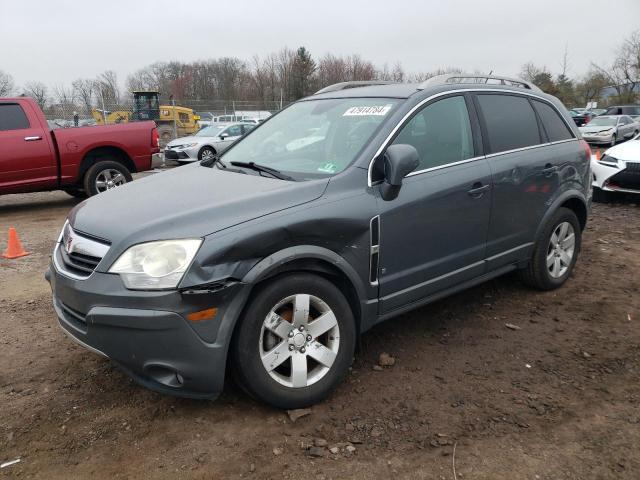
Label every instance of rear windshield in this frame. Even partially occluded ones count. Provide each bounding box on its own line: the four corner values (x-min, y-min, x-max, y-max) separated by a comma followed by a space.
220, 98, 400, 180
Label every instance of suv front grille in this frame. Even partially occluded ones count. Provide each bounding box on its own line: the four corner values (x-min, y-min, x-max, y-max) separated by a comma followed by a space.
54, 224, 110, 280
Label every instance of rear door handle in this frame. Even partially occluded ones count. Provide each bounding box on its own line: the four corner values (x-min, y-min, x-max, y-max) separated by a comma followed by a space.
542, 163, 558, 176
467, 182, 490, 197
24, 136, 42, 141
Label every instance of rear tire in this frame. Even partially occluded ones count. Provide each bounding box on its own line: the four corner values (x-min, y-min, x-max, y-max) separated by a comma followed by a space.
83, 160, 132, 196
232, 273, 356, 409
519, 207, 581, 291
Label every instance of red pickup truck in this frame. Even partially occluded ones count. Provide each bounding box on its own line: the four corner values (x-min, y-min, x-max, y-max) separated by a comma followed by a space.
0, 97, 159, 197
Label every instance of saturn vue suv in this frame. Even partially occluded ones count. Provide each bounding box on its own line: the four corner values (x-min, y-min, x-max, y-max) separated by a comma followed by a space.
47, 74, 591, 409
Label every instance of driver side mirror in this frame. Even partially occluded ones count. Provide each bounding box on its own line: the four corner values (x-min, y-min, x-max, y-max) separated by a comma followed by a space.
380, 144, 420, 201
219, 133, 228, 140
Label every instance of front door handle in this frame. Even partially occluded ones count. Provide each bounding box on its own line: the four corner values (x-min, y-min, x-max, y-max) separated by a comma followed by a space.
24, 136, 42, 141
467, 182, 490, 197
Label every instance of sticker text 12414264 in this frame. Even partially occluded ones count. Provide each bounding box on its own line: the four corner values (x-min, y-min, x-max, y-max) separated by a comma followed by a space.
343, 104, 393, 117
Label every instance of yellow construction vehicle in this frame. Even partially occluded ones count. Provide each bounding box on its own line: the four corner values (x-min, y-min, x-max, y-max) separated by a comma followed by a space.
91, 91, 200, 145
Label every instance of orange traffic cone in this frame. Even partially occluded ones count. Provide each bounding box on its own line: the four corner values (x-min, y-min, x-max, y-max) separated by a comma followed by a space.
595, 149, 601, 161
1, 228, 29, 259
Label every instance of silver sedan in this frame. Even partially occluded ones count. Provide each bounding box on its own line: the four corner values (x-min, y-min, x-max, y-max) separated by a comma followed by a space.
579, 115, 640, 147
164, 122, 256, 163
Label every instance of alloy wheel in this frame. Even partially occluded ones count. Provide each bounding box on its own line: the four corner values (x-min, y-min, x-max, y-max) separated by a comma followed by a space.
547, 221, 575, 278
200, 149, 215, 161
259, 294, 340, 388
95, 169, 126, 193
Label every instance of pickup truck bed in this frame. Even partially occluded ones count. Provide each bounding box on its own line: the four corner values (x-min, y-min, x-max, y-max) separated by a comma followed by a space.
1, 97, 159, 197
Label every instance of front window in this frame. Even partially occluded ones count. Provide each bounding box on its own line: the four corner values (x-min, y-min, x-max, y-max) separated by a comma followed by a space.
588, 117, 617, 127
220, 98, 400, 179
196, 125, 226, 137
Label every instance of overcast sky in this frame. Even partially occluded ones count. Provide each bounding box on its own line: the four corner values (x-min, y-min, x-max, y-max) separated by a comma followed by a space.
2, 0, 639, 88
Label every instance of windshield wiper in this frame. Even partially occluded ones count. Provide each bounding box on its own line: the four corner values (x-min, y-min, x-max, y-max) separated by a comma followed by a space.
230, 161, 294, 181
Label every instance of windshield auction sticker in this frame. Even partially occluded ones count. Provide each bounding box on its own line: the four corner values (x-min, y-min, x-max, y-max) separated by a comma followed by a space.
343, 104, 393, 116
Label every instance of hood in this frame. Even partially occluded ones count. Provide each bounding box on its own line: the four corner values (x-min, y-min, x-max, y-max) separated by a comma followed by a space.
604, 138, 640, 161
69, 164, 328, 250
580, 125, 616, 134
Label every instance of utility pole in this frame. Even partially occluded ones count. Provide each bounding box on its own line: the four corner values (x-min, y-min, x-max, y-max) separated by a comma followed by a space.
100, 90, 107, 125
170, 95, 177, 140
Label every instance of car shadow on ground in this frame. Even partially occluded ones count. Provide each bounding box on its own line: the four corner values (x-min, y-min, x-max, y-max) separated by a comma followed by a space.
58, 271, 520, 416
0, 195, 82, 215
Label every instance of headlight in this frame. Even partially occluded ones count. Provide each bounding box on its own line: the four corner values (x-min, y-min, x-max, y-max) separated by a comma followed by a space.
181, 142, 199, 148
596, 129, 614, 136
109, 239, 202, 290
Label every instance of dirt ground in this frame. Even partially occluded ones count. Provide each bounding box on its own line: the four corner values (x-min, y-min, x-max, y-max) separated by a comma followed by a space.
1, 179, 639, 480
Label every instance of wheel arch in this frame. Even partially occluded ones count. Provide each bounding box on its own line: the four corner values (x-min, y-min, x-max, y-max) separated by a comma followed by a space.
79, 146, 136, 182
241, 246, 369, 338
534, 191, 588, 244
198, 144, 217, 155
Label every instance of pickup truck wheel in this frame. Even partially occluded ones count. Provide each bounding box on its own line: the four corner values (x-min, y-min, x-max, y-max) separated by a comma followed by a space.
519, 207, 581, 291
83, 161, 132, 196
63, 188, 87, 199
232, 273, 356, 409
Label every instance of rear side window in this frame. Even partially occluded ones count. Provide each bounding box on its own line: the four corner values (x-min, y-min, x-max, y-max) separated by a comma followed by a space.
391, 95, 474, 171
532, 100, 574, 142
0, 103, 30, 131
476, 94, 542, 153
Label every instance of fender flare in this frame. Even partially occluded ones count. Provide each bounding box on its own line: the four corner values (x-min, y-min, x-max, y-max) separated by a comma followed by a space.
241, 245, 368, 302
534, 190, 588, 243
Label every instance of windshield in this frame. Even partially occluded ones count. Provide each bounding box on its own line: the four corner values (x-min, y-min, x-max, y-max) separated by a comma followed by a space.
587, 117, 617, 127
196, 125, 226, 137
220, 98, 400, 179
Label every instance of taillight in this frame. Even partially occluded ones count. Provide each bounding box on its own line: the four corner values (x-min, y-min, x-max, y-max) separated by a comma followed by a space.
583, 116, 590, 125
151, 128, 159, 148
580, 139, 592, 159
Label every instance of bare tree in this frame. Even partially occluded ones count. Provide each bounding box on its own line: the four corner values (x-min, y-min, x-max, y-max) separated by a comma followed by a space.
72, 78, 95, 115
575, 69, 609, 106
0, 70, 15, 96
23, 81, 48, 109
96, 70, 120, 105
592, 30, 640, 103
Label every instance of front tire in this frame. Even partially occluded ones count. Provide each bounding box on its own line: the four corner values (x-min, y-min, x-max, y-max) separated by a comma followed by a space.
610, 134, 617, 147
232, 273, 356, 409
63, 188, 87, 199
519, 207, 581, 290
197, 146, 216, 161
83, 160, 132, 196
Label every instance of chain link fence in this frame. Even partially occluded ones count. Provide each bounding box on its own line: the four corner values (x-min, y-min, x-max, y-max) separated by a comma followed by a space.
41, 99, 288, 142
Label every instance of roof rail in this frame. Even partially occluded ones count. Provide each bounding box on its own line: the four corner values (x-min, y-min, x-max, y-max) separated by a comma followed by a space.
314, 81, 399, 95
417, 73, 542, 93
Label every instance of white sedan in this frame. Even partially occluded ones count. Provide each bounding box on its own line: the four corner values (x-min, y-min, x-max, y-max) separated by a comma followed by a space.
164, 123, 256, 163
591, 132, 640, 196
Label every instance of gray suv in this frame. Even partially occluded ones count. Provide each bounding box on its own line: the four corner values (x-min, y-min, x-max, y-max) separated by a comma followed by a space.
47, 74, 591, 409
